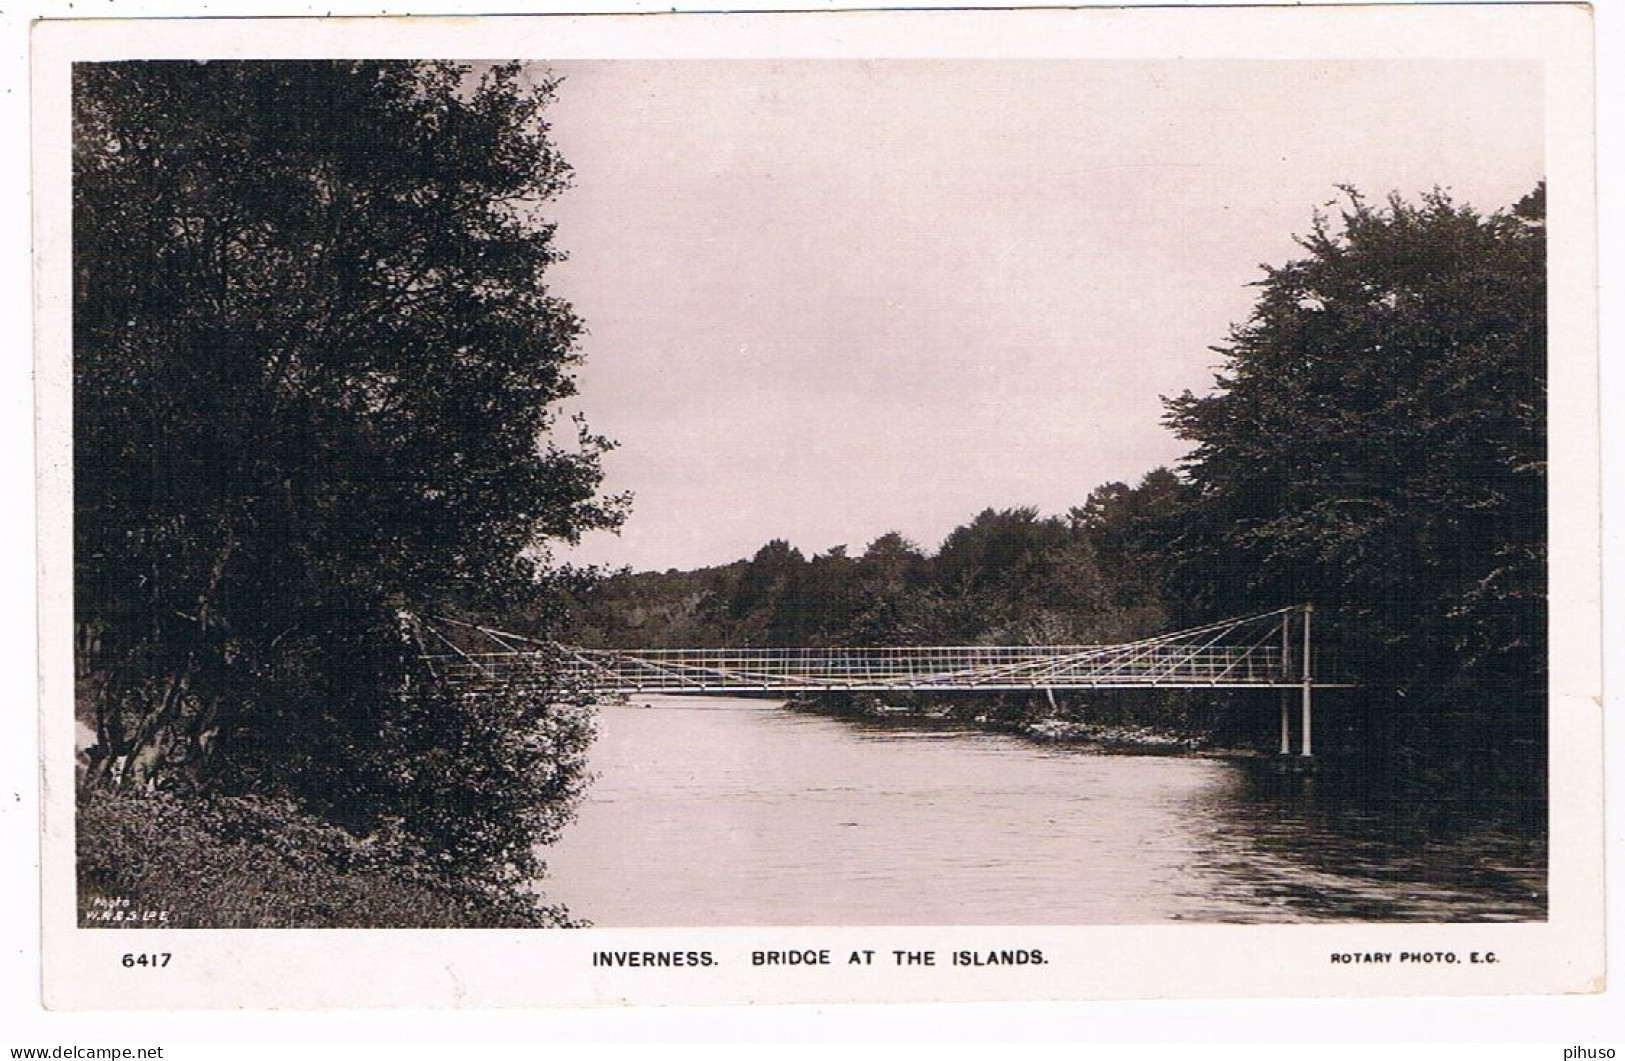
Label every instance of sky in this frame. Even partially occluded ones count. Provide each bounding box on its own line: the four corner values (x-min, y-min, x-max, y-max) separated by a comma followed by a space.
533, 59, 1544, 573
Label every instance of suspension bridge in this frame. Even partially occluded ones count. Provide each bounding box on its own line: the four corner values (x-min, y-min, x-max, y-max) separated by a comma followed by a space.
418, 605, 1351, 756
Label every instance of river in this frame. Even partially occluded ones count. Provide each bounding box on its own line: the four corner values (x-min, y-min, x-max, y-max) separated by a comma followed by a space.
540, 695, 1545, 926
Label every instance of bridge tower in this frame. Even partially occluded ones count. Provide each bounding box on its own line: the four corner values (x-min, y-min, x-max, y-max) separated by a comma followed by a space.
1276, 603, 1315, 757
1300, 602, 1314, 756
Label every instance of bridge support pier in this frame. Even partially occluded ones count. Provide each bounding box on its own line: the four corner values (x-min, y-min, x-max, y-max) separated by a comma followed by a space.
1301, 683, 1313, 757
1279, 616, 1292, 754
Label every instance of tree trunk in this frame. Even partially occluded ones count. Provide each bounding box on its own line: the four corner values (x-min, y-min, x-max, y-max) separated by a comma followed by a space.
95, 524, 238, 792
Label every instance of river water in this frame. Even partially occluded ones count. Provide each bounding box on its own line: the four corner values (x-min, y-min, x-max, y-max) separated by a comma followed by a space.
540, 696, 1544, 926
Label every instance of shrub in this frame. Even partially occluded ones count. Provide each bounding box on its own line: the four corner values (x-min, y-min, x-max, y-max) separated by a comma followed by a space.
77, 788, 581, 929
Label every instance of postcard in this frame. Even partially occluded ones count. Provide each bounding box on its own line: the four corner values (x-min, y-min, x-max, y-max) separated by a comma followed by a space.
33, 4, 1600, 1008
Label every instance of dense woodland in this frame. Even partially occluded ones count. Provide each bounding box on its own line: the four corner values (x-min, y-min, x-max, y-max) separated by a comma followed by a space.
74, 61, 620, 926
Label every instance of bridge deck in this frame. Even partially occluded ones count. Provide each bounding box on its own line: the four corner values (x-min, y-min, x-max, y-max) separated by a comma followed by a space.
424, 642, 1352, 694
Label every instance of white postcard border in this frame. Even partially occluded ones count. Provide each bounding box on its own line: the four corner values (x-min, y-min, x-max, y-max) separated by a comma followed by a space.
32, 5, 1601, 1009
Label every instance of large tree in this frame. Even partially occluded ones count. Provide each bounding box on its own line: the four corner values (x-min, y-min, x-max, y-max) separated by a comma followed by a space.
1162, 186, 1546, 708
74, 61, 621, 886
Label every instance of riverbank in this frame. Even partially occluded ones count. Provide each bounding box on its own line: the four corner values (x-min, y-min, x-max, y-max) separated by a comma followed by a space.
781, 688, 1551, 808
784, 692, 1219, 755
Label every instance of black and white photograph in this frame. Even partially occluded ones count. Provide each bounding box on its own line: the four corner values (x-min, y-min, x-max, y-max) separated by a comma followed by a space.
30, 5, 1602, 1009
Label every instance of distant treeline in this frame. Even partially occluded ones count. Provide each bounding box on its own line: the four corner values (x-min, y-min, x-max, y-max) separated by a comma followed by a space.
569, 473, 1180, 652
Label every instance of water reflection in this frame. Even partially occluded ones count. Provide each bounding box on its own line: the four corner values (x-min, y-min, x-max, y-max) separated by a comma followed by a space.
539, 697, 1545, 926
1177, 761, 1545, 923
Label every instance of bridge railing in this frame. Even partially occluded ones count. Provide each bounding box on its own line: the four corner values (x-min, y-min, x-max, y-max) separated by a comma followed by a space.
423, 642, 1301, 692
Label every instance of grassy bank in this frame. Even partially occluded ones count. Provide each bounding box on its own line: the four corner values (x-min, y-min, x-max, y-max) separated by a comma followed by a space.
78, 790, 579, 929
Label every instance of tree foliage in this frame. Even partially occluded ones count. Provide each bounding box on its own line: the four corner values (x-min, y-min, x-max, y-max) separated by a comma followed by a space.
1162, 185, 1546, 706
73, 61, 620, 894
569, 186, 1547, 756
